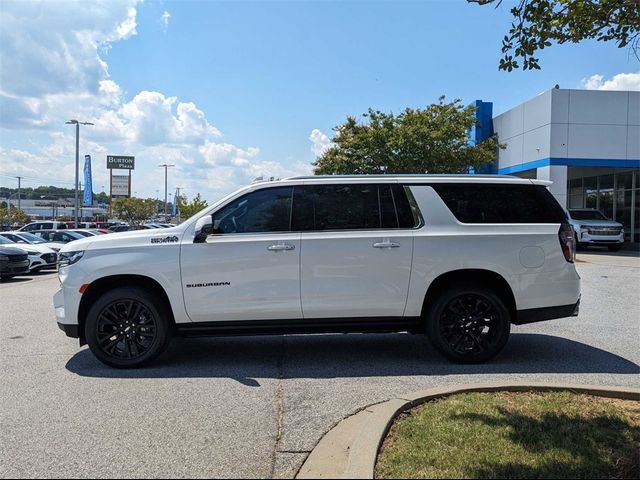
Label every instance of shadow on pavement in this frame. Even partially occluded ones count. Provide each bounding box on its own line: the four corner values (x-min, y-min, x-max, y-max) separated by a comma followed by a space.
66, 333, 639, 386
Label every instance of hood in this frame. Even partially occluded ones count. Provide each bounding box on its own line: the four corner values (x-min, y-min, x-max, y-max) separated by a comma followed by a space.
0, 246, 27, 255
19, 243, 56, 254
572, 219, 623, 228
58, 225, 186, 253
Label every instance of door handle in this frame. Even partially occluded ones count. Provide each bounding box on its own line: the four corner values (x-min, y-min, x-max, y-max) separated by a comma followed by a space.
267, 243, 295, 251
373, 241, 400, 249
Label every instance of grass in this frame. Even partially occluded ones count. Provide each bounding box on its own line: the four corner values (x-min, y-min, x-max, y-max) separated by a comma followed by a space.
376, 391, 640, 479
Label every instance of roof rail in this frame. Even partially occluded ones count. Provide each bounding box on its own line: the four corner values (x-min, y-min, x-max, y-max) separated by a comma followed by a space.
284, 173, 513, 180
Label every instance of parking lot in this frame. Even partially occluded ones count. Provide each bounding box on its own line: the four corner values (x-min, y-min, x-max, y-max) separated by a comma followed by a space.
1, 252, 639, 479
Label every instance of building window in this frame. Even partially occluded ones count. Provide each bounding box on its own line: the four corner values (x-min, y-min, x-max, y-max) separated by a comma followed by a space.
568, 169, 639, 242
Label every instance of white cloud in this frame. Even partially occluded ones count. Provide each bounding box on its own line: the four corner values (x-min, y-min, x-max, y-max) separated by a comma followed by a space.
161, 10, 171, 32
580, 72, 640, 91
309, 128, 333, 157
0, 0, 314, 204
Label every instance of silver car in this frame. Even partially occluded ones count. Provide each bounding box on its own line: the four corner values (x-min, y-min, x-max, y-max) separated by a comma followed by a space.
567, 209, 624, 251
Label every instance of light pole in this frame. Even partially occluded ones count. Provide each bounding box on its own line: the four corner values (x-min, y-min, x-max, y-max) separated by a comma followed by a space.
66, 119, 93, 227
175, 187, 182, 223
158, 164, 175, 220
16, 176, 22, 212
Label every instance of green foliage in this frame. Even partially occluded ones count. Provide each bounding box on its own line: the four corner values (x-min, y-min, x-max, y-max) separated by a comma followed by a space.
313, 97, 501, 175
177, 193, 209, 219
0, 207, 31, 227
111, 197, 157, 226
0, 185, 110, 204
470, 0, 640, 71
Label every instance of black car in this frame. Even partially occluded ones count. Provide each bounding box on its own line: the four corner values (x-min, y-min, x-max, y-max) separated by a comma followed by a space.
0, 246, 30, 280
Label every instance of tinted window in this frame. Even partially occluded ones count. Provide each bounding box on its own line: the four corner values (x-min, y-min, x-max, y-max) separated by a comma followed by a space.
392, 185, 419, 228
291, 184, 419, 231
432, 184, 567, 224
212, 187, 293, 234
292, 184, 379, 231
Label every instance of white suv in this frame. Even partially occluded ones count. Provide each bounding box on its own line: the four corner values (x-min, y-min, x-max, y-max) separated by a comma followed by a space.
54, 175, 581, 368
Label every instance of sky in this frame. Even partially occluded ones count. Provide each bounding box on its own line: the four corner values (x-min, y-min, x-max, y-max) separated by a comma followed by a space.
1, 0, 639, 203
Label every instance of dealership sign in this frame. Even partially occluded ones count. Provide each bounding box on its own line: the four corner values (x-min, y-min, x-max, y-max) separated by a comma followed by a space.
107, 155, 135, 170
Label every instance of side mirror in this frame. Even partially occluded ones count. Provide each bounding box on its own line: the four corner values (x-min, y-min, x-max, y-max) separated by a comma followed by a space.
194, 216, 213, 243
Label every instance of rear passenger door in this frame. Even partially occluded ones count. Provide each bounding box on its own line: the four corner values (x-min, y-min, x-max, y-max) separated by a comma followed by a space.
294, 183, 417, 319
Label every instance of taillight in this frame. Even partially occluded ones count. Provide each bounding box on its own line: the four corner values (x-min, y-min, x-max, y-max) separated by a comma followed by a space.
559, 223, 576, 263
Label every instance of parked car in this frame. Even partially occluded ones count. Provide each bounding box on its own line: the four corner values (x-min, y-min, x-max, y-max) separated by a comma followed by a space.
567, 208, 625, 251
33, 230, 86, 244
0, 245, 30, 280
19, 221, 68, 231
54, 175, 580, 369
109, 225, 131, 232
0, 235, 57, 272
0, 231, 63, 252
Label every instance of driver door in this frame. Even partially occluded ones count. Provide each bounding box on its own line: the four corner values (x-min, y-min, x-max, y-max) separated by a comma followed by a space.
180, 186, 302, 323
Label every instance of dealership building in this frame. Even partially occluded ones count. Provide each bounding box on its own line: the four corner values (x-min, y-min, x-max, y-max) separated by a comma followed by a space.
473, 87, 640, 242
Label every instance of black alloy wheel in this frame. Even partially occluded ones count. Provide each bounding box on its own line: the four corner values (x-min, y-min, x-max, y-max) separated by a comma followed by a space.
86, 287, 172, 368
426, 285, 511, 363
95, 299, 158, 360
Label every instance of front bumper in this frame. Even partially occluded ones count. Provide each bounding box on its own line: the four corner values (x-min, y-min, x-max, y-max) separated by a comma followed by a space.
58, 322, 80, 338
577, 230, 624, 245
0, 259, 30, 276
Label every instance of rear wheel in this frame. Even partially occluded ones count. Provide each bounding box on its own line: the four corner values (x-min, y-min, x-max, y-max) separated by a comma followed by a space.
85, 287, 172, 368
425, 285, 511, 363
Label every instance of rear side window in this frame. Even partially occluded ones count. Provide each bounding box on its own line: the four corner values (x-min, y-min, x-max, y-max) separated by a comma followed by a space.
211, 187, 293, 234
291, 184, 420, 231
432, 184, 567, 224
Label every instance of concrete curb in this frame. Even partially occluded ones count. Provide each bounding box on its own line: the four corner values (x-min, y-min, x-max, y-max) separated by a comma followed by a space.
295, 383, 640, 479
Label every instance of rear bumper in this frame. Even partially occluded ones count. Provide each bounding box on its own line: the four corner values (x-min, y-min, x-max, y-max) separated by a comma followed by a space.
514, 298, 580, 325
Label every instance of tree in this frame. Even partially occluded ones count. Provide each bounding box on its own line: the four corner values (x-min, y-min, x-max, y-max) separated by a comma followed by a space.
313, 97, 502, 175
111, 198, 157, 226
0, 207, 31, 228
470, 0, 640, 71
178, 193, 209, 220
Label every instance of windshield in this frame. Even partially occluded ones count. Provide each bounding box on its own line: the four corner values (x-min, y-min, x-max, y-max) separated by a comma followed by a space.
16, 232, 47, 243
0, 236, 14, 245
65, 232, 86, 240
569, 210, 607, 221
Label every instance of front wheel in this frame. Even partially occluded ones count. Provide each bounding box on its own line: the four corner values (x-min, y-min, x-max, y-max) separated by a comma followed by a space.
85, 287, 173, 368
425, 285, 511, 364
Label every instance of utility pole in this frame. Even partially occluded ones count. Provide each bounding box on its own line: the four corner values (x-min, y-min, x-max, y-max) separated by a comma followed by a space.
66, 119, 94, 227
158, 164, 175, 220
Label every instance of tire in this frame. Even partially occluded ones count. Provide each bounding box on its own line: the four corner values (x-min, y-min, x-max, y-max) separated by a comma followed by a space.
425, 284, 511, 364
85, 287, 173, 368
608, 245, 622, 252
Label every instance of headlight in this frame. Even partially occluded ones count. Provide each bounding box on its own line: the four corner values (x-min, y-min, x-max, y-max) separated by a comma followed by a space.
58, 251, 84, 266
25, 250, 39, 256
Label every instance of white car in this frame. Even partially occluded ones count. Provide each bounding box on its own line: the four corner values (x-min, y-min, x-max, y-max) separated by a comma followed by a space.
567, 209, 625, 251
0, 235, 57, 272
0, 231, 63, 252
54, 175, 581, 368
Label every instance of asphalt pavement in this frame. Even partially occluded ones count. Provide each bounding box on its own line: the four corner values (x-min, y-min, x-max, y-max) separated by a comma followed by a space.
1, 255, 638, 478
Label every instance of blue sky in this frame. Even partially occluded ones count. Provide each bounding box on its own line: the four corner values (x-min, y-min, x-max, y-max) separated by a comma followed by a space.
1, 0, 638, 201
